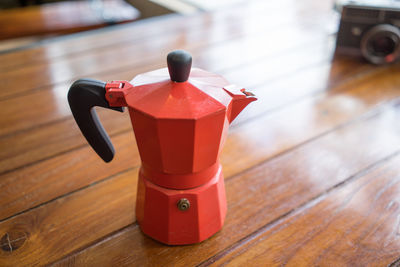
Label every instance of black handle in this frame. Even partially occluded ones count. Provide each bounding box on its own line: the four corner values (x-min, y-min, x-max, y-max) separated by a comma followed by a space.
68, 78, 124, 162
167, 50, 192, 82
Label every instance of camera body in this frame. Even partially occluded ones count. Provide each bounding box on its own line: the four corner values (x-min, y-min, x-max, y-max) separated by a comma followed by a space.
336, 0, 400, 64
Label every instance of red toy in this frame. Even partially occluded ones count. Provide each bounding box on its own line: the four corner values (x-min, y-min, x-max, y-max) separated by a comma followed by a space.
68, 50, 256, 245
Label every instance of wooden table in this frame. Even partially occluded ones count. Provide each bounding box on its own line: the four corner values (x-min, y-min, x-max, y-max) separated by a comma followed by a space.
0, 0, 140, 40
1, 0, 400, 265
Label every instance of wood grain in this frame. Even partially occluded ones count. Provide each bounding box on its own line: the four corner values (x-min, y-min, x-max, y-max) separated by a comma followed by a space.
0, 26, 332, 144
0, 47, 375, 174
0, 168, 138, 266
1, 64, 400, 265
0, 131, 138, 221
0, 0, 306, 100
0, 5, 331, 103
1, 0, 399, 265
0, 0, 296, 72
1, 61, 397, 221
209, 152, 400, 266
52, 102, 400, 267
0, 29, 326, 135
0, 0, 140, 40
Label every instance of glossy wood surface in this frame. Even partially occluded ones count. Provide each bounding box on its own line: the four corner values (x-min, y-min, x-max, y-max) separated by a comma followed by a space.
0, 0, 140, 40
1, 0, 400, 266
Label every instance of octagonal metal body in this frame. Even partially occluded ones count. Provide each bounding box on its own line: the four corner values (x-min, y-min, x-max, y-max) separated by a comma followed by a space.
128, 107, 230, 188
136, 164, 227, 245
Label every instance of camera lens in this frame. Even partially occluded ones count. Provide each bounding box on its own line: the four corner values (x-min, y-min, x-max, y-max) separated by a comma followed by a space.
370, 36, 396, 56
361, 24, 400, 64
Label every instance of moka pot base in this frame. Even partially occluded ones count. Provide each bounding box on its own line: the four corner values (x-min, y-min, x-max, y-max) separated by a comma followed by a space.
136, 164, 227, 245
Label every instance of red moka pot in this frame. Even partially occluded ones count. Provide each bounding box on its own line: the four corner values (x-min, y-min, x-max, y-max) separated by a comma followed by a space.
68, 50, 256, 245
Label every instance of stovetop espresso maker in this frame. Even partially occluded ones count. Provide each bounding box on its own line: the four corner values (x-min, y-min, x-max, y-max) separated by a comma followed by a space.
68, 50, 256, 245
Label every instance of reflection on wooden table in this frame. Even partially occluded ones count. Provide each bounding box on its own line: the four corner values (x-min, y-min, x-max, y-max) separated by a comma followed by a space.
1, 0, 400, 266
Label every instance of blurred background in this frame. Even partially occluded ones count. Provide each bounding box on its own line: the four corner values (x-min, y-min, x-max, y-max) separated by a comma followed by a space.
0, 0, 246, 53
2, 0, 398, 65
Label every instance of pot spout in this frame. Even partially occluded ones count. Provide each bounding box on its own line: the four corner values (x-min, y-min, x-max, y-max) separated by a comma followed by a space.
223, 85, 257, 123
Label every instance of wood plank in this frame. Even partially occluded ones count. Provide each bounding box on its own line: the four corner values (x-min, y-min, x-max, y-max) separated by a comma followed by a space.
2, 1, 390, 266
0, 1, 305, 99
209, 152, 400, 266
0, 132, 138, 221
0, 56, 386, 218
229, 56, 377, 128
219, 66, 400, 183
0, 0, 296, 72
0, 35, 345, 173
0, 27, 331, 141
0, 168, 138, 266
0, 58, 381, 230
0, 0, 140, 40
1, 59, 398, 229
22, 101, 400, 266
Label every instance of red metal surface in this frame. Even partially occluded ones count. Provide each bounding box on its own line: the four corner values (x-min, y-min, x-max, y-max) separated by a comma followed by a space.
104, 63, 256, 245
136, 164, 227, 245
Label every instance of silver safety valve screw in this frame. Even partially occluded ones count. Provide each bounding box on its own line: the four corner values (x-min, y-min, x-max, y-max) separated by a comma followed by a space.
177, 198, 190, 211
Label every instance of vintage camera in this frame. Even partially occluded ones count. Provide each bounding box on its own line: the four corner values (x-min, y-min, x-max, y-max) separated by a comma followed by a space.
335, 0, 400, 64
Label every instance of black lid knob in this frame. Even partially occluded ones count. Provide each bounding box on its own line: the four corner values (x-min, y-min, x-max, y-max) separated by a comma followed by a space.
167, 50, 192, 82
